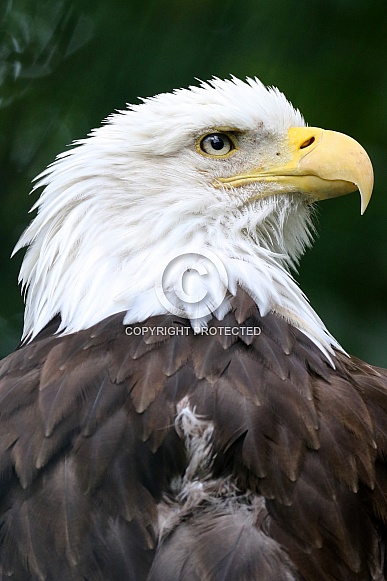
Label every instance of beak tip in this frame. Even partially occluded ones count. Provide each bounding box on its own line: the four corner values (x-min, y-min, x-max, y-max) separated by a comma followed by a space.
359, 177, 374, 215
360, 199, 369, 215
360, 188, 373, 215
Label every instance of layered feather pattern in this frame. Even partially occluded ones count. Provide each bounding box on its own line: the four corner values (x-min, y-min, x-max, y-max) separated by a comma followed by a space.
0, 289, 385, 580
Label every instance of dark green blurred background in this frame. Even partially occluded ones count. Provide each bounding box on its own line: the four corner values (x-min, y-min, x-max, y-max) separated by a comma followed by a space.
0, 0, 386, 364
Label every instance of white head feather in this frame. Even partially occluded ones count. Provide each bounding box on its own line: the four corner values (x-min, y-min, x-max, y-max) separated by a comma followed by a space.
14, 76, 341, 359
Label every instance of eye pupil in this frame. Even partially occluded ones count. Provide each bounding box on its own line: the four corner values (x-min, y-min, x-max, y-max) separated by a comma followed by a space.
211, 135, 225, 150
199, 132, 234, 156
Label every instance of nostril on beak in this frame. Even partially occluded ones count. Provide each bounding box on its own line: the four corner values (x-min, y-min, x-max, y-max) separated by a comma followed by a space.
300, 136, 315, 149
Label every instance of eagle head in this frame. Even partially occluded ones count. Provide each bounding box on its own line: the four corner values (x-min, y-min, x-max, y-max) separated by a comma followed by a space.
14, 77, 373, 357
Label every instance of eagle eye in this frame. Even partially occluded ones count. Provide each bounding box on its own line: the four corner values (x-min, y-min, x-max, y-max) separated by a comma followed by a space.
198, 132, 235, 157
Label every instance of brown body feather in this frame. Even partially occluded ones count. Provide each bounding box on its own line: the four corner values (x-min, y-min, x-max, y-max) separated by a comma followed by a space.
0, 289, 386, 580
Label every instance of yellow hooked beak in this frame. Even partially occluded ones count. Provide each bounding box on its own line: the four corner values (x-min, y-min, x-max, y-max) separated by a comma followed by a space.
215, 127, 374, 214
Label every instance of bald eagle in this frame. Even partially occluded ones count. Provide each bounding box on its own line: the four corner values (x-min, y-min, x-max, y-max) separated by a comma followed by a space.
1, 76, 385, 581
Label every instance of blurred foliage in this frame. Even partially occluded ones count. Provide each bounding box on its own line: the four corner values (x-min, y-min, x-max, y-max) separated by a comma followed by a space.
0, 0, 386, 364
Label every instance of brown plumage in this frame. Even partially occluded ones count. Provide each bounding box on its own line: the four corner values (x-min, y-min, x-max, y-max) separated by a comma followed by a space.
0, 289, 386, 580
